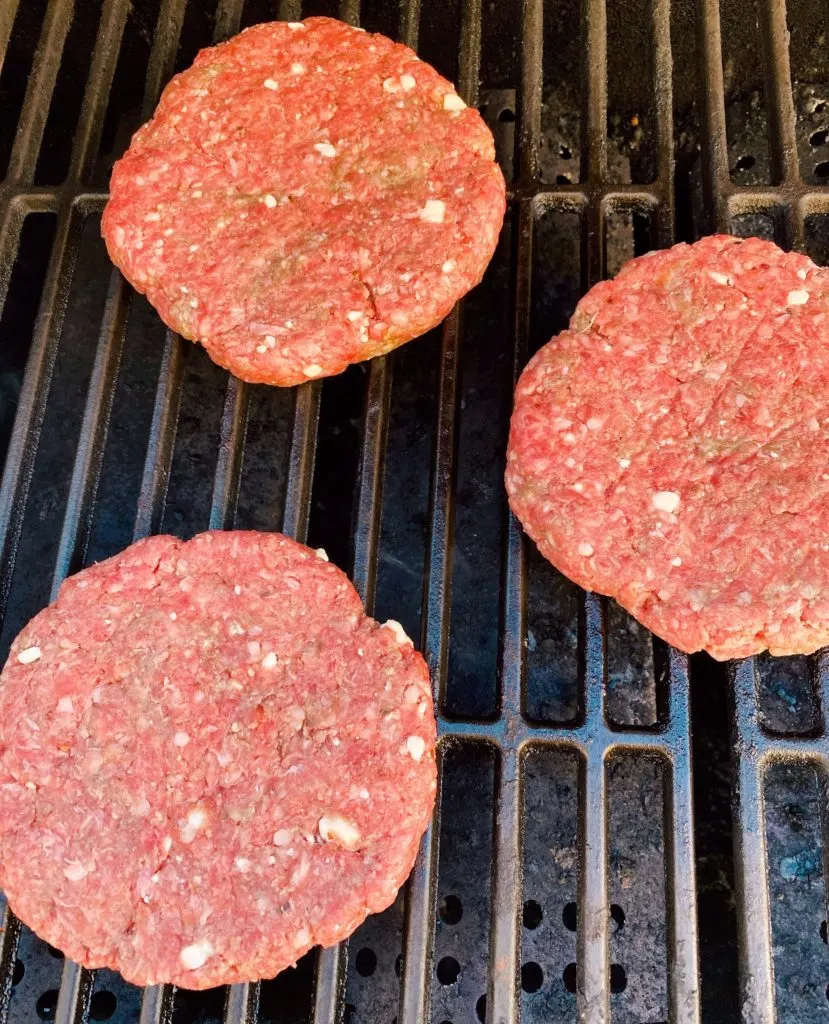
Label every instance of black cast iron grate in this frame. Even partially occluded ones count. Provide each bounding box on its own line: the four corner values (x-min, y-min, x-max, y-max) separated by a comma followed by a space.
0, 1, 828, 1023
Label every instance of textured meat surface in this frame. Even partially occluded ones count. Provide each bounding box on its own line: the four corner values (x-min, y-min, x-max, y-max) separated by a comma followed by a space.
0, 532, 436, 988
506, 234, 829, 660
102, 17, 505, 386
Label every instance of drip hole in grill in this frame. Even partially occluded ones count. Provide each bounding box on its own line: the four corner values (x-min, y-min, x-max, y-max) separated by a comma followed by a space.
10, 961, 23, 987
394, 954, 403, 978
610, 963, 627, 993
734, 154, 756, 172
561, 902, 577, 931
821, 920, 828, 943
562, 963, 577, 993
522, 900, 542, 929
815, 160, 829, 178
475, 994, 486, 1022
35, 989, 58, 1021
354, 948, 377, 977
520, 962, 543, 993
810, 129, 829, 146
555, 174, 571, 185
436, 956, 461, 986
610, 904, 626, 931
88, 990, 117, 1021
438, 894, 463, 924
559, 145, 572, 159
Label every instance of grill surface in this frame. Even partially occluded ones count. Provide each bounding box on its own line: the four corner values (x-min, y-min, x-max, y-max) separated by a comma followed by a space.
1, 1, 829, 1023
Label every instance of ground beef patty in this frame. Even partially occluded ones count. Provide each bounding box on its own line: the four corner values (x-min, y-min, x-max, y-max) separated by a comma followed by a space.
101, 17, 505, 386
0, 532, 436, 988
506, 234, 829, 661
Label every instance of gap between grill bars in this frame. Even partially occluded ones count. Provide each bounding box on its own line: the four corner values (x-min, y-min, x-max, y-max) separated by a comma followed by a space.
0, 0, 829, 1023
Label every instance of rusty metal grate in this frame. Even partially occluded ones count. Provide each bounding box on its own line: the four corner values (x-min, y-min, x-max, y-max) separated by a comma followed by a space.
1, 1, 829, 1023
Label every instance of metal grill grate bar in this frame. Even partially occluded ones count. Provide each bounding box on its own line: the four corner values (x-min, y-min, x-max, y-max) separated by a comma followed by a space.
5, 0, 74, 185
664, 653, 701, 1024
138, 982, 176, 1024
0, 902, 21, 1024
757, 0, 799, 188
133, 334, 188, 542
66, 0, 131, 185
0, 205, 85, 628
695, 0, 730, 233
399, 300, 459, 1024
730, 660, 776, 1024
0, 0, 21, 78
50, 272, 130, 601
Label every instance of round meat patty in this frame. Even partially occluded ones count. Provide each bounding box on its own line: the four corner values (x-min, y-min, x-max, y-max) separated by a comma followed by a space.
506, 234, 829, 661
0, 532, 436, 988
101, 17, 505, 386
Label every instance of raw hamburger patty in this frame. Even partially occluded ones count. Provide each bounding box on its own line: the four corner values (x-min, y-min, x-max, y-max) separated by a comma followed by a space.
0, 532, 436, 988
102, 17, 505, 386
506, 234, 829, 661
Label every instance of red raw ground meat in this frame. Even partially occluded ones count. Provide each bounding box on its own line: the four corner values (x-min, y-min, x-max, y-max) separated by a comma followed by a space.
102, 17, 506, 386
0, 532, 436, 988
506, 234, 829, 661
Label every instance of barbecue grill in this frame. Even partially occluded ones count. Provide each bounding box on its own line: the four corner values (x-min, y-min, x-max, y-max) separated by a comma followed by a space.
1, 0, 828, 1022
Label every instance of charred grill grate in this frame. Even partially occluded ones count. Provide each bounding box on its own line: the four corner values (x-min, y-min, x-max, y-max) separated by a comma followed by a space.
0, 1, 828, 1023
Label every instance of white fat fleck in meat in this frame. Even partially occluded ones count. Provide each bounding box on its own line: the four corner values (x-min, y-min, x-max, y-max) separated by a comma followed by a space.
174, 731, 190, 747
382, 619, 413, 645
291, 63, 306, 74
180, 939, 214, 970
400, 74, 416, 90
64, 861, 88, 882
256, 344, 267, 353
709, 271, 732, 286
618, 458, 631, 468
56, 697, 74, 713
586, 417, 603, 430
318, 814, 361, 850
688, 589, 707, 612
293, 928, 311, 949
314, 142, 336, 158
263, 194, 277, 208
247, 640, 261, 659
169, 612, 177, 620
420, 199, 446, 224
652, 490, 681, 514
315, 548, 329, 561
17, 646, 41, 664
346, 310, 363, 322
273, 828, 292, 846
442, 259, 457, 273
261, 651, 277, 670
671, 557, 682, 566
287, 21, 305, 29
406, 735, 426, 761
303, 364, 323, 378
180, 807, 208, 844
787, 289, 809, 306
808, 417, 820, 431
577, 542, 594, 557
383, 76, 401, 93
234, 857, 251, 872
263, 79, 278, 91
442, 92, 466, 111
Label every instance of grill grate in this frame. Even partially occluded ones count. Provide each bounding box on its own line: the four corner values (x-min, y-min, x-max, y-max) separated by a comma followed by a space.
1, 1, 829, 1023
